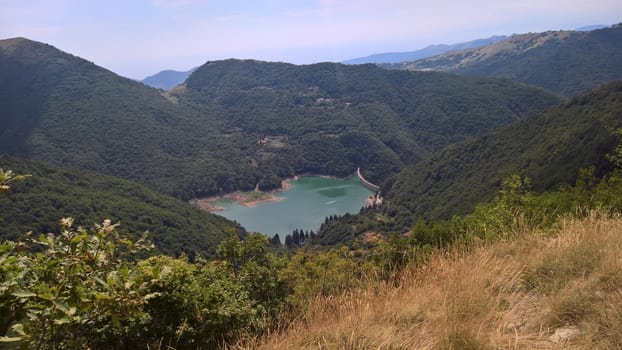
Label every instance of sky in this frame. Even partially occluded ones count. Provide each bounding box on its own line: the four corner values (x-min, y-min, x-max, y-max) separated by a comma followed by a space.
1, 0, 621, 80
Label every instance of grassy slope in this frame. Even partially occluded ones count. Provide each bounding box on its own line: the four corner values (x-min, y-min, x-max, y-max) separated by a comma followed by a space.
384, 81, 622, 222
0, 155, 243, 257
243, 214, 622, 349
406, 26, 622, 97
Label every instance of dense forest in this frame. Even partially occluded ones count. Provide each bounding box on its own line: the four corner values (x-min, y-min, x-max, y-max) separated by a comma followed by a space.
396, 25, 622, 97
312, 81, 622, 245
0, 38, 561, 201
0, 155, 244, 257
177, 59, 561, 185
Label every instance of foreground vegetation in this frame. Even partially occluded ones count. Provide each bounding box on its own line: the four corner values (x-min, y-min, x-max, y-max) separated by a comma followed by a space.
2, 128, 622, 349
242, 213, 622, 349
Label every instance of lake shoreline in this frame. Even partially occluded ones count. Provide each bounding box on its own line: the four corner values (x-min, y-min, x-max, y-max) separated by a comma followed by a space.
198, 175, 374, 236
191, 176, 300, 212
190, 173, 360, 213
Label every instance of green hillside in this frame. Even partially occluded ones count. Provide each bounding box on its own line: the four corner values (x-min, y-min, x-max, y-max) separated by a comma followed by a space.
0, 37, 256, 200
401, 25, 622, 97
384, 81, 622, 225
0, 38, 562, 199
0, 155, 243, 257
176, 59, 562, 184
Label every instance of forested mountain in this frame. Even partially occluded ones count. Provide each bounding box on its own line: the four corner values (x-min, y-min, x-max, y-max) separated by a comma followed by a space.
396, 25, 622, 96
384, 81, 622, 224
342, 35, 506, 64
141, 67, 197, 90
174, 59, 561, 184
0, 37, 257, 199
0, 155, 243, 257
0, 37, 562, 200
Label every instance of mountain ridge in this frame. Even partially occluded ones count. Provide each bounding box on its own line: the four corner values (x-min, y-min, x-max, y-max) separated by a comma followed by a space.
342, 35, 507, 64
396, 25, 622, 96
141, 67, 198, 90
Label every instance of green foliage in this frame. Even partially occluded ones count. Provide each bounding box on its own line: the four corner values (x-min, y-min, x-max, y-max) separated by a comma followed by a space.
216, 231, 290, 319
0, 155, 243, 257
463, 175, 536, 240
180, 60, 560, 185
0, 220, 286, 349
0, 218, 154, 349
136, 255, 260, 349
315, 125, 622, 257
281, 247, 360, 306
0, 168, 29, 195
2, 135, 622, 348
606, 127, 622, 168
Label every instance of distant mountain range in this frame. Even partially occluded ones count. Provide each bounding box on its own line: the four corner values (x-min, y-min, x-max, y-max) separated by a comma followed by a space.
342, 36, 507, 64
141, 67, 198, 90
394, 25, 622, 96
575, 24, 608, 31
342, 24, 609, 66
139, 24, 611, 90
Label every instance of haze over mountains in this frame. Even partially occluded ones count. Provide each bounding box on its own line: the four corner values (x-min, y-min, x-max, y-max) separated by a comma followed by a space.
137, 24, 615, 93
141, 67, 198, 90
341, 35, 507, 65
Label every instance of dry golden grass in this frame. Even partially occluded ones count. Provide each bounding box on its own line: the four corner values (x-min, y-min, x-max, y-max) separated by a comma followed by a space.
234, 213, 622, 349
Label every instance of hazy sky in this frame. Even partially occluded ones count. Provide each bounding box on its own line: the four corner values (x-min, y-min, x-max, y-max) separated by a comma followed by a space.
1, 0, 621, 79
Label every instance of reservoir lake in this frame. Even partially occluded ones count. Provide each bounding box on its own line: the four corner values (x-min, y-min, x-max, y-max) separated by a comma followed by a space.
214, 176, 374, 238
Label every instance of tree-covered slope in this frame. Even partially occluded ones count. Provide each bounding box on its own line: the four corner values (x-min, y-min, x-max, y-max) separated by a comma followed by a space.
176, 59, 562, 183
0, 155, 243, 257
384, 81, 622, 223
0, 37, 260, 199
0, 38, 561, 199
401, 25, 622, 97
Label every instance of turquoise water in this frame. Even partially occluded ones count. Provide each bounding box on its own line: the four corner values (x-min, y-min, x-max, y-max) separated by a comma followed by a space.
215, 176, 373, 238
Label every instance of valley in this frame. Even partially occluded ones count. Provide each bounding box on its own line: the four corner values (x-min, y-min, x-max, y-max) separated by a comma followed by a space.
207, 175, 373, 239
1, 20, 622, 350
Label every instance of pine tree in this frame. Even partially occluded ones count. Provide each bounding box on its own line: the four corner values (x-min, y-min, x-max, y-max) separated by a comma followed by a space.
269, 234, 281, 246
292, 230, 300, 245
